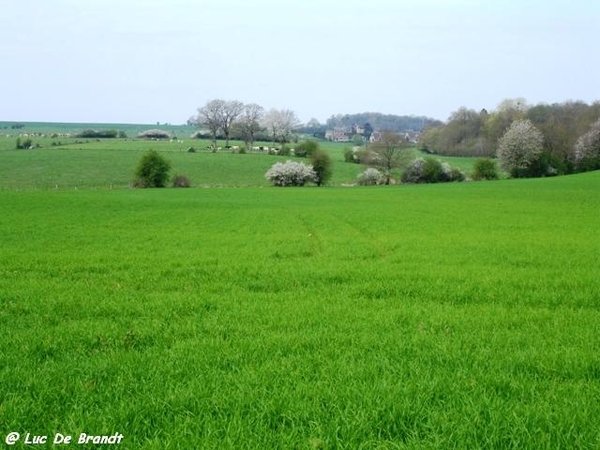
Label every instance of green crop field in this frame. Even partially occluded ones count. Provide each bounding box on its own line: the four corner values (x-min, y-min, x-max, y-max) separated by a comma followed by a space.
0, 124, 599, 448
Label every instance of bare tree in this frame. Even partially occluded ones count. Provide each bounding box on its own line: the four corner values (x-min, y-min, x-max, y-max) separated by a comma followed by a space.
367, 131, 410, 185
239, 103, 264, 151
221, 100, 244, 148
262, 108, 300, 144
197, 99, 225, 147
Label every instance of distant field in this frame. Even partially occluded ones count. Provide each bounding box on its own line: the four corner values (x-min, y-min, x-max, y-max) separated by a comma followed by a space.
0, 121, 480, 188
1, 169, 599, 448
0, 120, 195, 137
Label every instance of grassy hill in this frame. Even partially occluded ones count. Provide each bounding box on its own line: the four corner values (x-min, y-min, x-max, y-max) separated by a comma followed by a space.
0, 131, 480, 189
1, 159, 599, 448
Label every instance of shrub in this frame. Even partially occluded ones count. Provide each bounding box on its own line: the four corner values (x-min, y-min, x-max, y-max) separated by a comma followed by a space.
172, 174, 191, 188
344, 146, 369, 164
16, 138, 33, 149
134, 150, 171, 188
187, 147, 196, 153
472, 158, 499, 180
401, 158, 426, 183
310, 150, 332, 186
295, 140, 319, 158
450, 167, 466, 182
357, 168, 384, 186
265, 160, 316, 187
77, 129, 118, 138
401, 157, 465, 183
423, 158, 444, 182
190, 131, 211, 139
138, 129, 171, 140
343, 147, 354, 162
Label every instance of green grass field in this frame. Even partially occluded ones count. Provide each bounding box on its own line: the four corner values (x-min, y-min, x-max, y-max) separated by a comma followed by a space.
0, 121, 482, 189
1, 125, 599, 448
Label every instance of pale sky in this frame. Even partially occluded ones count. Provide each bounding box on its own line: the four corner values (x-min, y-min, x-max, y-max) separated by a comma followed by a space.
1, 0, 599, 124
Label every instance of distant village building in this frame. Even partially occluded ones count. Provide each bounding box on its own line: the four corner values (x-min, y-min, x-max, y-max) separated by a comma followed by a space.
369, 131, 382, 143
351, 123, 365, 135
325, 128, 421, 144
325, 128, 351, 142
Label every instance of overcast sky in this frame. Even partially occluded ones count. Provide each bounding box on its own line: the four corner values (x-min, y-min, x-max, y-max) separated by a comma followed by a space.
1, 0, 599, 124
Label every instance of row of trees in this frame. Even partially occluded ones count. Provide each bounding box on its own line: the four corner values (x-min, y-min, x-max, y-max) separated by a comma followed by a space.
325, 112, 443, 133
191, 100, 301, 150
496, 118, 600, 177
420, 99, 600, 174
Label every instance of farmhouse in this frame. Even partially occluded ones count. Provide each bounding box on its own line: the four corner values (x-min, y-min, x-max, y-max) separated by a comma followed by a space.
325, 128, 351, 142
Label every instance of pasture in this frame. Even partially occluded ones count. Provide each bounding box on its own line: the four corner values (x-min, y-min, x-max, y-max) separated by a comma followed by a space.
0, 121, 480, 189
0, 125, 599, 448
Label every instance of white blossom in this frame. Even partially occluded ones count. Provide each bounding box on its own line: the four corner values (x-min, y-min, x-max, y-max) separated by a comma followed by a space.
357, 168, 384, 186
496, 119, 544, 174
574, 119, 600, 164
265, 160, 316, 186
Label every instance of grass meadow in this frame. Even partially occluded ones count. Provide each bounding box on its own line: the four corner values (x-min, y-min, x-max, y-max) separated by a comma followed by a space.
0, 126, 599, 448
0, 122, 481, 189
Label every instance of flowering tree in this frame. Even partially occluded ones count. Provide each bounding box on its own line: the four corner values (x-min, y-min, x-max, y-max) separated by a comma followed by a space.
496, 119, 544, 177
262, 109, 301, 144
265, 160, 316, 186
573, 118, 600, 171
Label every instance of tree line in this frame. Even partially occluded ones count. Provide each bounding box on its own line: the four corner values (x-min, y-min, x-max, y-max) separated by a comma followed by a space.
325, 112, 443, 133
420, 99, 600, 174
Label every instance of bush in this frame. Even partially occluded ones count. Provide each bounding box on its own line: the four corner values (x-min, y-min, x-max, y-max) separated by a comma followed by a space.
265, 160, 316, 187
401, 158, 426, 183
172, 174, 191, 188
310, 150, 332, 187
423, 158, 444, 182
77, 129, 118, 138
187, 147, 196, 153
343, 147, 354, 162
190, 131, 211, 139
138, 129, 171, 140
344, 146, 369, 164
295, 140, 319, 158
449, 167, 466, 182
472, 158, 499, 180
401, 157, 465, 184
357, 168, 384, 186
134, 150, 171, 188
16, 138, 33, 149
